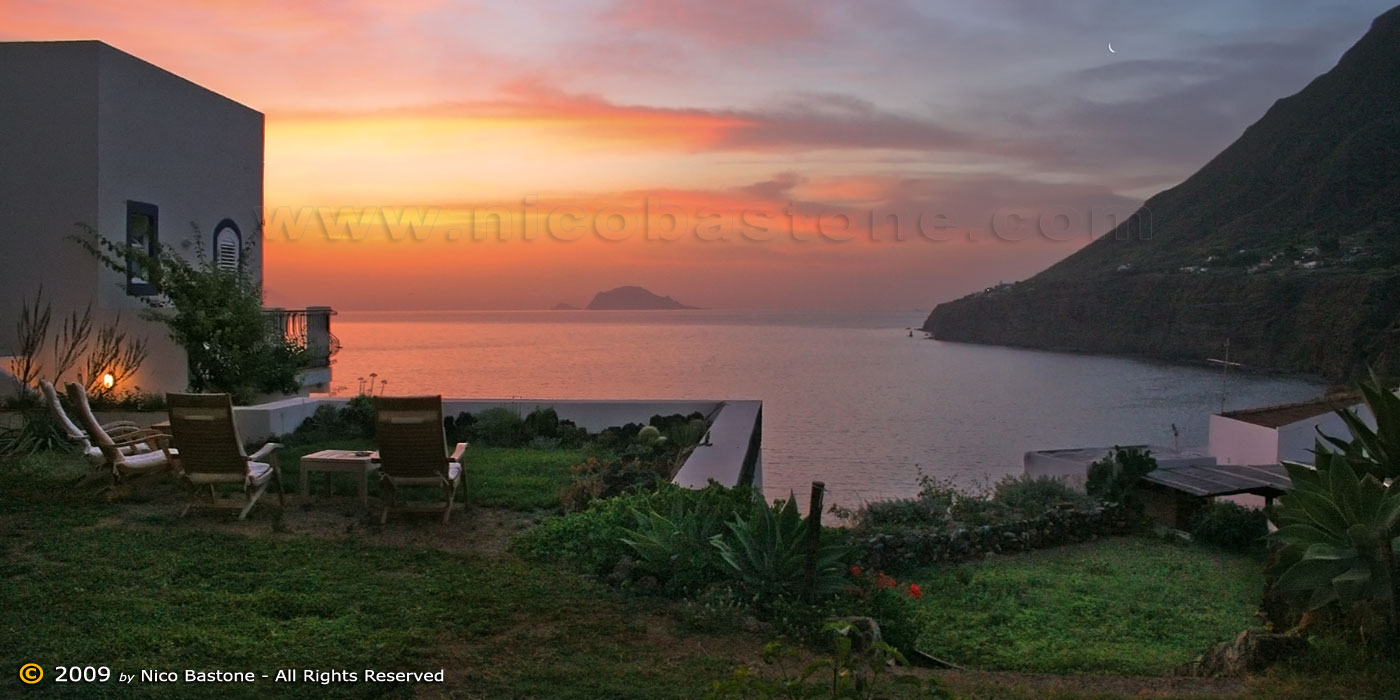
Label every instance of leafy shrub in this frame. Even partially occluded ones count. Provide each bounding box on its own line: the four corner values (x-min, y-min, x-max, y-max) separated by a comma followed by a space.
560, 456, 676, 511
443, 411, 476, 445
522, 406, 560, 439
992, 475, 1094, 515
279, 394, 376, 445
513, 491, 641, 577
1086, 447, 1158, 507
76, 225, 308, 403
595, 421, 645, 451
473, 407, 528, 447
1190, 500, 1267, 553
850, 497, 949, 532
834, 567, 923, 653
449, 406, 599, 449
851, 474, 1088, 533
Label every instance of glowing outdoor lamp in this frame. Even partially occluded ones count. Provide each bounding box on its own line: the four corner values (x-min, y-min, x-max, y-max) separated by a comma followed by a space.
102, 373, 115, 390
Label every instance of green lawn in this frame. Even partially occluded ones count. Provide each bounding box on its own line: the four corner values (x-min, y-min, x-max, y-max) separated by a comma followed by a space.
464, 446, 587, 510
909, 538, 1266, 676
272, 441, 585, 512
0, 451, 753, 699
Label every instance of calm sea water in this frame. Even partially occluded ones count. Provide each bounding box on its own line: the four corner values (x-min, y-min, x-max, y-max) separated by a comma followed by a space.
329, 310, 1326, 507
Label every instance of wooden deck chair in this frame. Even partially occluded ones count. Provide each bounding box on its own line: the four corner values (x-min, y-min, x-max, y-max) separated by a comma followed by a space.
40, 379, 146, 467
64, 382, 171, 483
374, 396, 466, 524
166, 393, 285, 520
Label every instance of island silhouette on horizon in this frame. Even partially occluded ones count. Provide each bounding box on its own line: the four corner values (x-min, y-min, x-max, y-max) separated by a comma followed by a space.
555, 285, 698, 310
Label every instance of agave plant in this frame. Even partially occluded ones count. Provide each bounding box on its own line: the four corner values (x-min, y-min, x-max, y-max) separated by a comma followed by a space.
711, 493, 852, 604
621, 494, 737, 593
1318, 370, 1400, 481
1271, 446, 1400, 635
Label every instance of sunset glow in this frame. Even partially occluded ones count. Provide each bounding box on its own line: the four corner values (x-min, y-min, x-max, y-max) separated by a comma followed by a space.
3, 0, 1388, 309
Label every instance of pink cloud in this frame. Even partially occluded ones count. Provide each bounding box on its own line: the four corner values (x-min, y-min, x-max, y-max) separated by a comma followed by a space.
272, 80, 1035, 157
600, 0, 833, 48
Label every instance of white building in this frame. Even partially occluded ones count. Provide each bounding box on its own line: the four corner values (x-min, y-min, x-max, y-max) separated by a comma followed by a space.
1208, 394, 1372, 466
0, 40, 330, 397
1024, 444, 1217, 491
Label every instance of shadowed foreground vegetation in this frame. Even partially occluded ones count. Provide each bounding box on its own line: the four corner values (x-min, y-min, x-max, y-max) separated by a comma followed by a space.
2, 450, 1397, 699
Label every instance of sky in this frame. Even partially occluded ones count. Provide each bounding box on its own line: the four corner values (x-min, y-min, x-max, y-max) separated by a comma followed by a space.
4, 0, 1395, 310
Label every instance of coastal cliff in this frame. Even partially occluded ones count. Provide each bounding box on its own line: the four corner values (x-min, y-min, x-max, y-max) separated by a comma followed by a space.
925, 5, 1400, 380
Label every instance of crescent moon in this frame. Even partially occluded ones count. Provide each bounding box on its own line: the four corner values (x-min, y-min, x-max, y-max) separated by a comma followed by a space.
1108, 42, 1116, 54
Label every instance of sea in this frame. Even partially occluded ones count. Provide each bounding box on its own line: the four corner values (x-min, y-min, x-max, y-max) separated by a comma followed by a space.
329, 310, 1327, 508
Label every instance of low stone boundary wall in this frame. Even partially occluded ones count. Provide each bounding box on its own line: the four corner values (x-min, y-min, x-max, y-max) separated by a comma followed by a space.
857, 504, 1136, 571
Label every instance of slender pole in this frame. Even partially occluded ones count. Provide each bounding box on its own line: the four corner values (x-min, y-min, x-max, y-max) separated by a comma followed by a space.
1220, 338, 1231, 413
804, 481, 826, 602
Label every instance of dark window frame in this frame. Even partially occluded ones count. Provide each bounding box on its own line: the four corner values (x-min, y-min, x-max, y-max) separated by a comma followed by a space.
125, 200, 159, 295
212, 218, 243, 273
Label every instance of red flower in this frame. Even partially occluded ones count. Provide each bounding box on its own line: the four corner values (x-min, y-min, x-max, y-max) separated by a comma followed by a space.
849, 565, 863, 578
874, 572, 897, 589
908, 584, 923, 600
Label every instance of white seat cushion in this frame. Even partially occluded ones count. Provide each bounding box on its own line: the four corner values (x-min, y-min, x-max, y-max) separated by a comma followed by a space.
121, 450, 169, 470
247, 461, 273, 486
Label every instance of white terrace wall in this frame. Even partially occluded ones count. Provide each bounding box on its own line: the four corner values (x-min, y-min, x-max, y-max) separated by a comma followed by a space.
232, 397, 763, 490
1275, 406, 1372, 464
1209, 403, 1374, 467
1207, 416, 1281, 466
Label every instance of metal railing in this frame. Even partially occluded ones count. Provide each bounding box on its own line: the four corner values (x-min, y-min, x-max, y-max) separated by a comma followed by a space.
263, 307, 339, 368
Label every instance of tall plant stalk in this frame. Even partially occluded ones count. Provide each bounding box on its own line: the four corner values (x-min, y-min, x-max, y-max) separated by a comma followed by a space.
8, 286, 52, 390
51, 303, 93, 384
83, 317, 149, 397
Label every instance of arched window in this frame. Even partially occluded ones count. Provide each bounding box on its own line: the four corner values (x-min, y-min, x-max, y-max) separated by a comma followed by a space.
212, 219, 241, 272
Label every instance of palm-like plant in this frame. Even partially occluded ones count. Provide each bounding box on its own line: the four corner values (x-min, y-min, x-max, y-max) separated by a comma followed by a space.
1319, 370, 1400, 481
1270, 373, 1400, 638
1271, 450, 1400, 629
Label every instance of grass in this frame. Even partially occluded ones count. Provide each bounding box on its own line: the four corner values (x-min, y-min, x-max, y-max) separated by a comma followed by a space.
271, 441, 585, 512
3, 449, 1397, 699
464, 446, 586, 510
0, 450, 754, 699
909, 538, 1265, 676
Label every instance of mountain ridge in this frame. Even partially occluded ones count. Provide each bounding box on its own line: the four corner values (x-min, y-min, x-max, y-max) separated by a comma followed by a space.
924, 5, 1400, 381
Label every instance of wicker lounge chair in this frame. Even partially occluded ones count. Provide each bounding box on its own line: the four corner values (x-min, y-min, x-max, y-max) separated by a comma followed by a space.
166, 393, 285, 520
64, 382, 171, 483
373, 395, 466, 524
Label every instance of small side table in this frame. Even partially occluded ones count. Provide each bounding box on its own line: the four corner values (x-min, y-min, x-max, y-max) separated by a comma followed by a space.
299, 449, 378, 507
